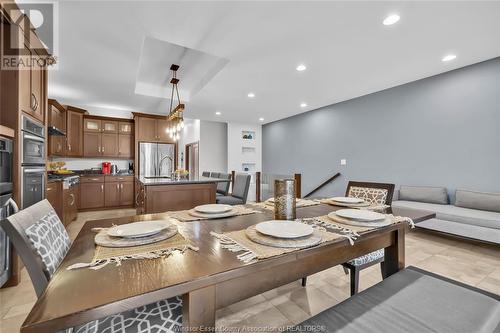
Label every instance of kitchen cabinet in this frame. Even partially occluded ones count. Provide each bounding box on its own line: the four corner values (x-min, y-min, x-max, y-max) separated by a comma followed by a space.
157, 120, 170, 141
66, 106, 85, 157
80, 176, 105, 209
19, 44, 44, 122
84, 116, 133, 158
63, 185, 78, 226
118, 134, 133, 158
104, 182, 121, 207
46, 182, 63, 220
105, 176, 134, 207
136, 116, 157, 141
48, 99, 66, 156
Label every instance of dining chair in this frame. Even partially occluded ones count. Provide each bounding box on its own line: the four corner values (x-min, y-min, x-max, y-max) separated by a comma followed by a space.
1, 199, 183, 333
216, 173, 251, 205
301, 181, 395, 294
210, 172, 221, 178
216, 173, 232, 196
342, 181, 395, 295
202, 171, 210, 177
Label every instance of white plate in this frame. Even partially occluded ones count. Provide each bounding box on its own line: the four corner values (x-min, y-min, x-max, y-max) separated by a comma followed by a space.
107, 220, 172, 238
194, 204, 233, 214
327, 212, 392, 227
335, 209, 385, 221
330, 197, 364, 204
188, 209, 238, 219
255, 220, 313, 239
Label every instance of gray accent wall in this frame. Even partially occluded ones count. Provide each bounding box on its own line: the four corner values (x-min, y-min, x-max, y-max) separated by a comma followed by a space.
263, 57, 500, 200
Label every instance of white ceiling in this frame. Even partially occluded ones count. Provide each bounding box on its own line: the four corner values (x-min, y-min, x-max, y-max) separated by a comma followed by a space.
48, 1, 500, 124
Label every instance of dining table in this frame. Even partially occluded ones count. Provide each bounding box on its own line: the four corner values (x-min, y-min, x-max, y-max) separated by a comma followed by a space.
20, 203, 435, 333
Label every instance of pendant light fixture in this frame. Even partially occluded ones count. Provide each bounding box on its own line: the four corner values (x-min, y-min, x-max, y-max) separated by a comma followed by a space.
167, 64, 185, 142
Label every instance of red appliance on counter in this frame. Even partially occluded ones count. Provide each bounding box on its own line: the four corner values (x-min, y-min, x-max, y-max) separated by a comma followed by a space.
102, 162, 111, 174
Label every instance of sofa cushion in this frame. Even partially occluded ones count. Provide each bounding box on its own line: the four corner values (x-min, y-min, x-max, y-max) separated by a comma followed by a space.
392, 200, 500, 230
455, 189, 500, 213
417, 218, 500, 244
399, 185, 448, 204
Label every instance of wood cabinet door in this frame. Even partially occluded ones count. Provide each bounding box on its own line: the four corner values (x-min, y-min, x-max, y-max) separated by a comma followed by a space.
118, 135, 133, 158
19, 44, 32, 115
119, 122, 133, 135
46, 182, 62, 220
80, 183, 105, 209
120, 182, 134, 206
102, 133, 118, 157
137, 117, 157, 141
84, 118, 101, 132
30, 53, 44, 122
102, 120, 118, 133
49, 106, 66, 156
105, 182, 120, 207
83, 132, 101, 157
67, 111, 83, 157
157, 120, 171, 142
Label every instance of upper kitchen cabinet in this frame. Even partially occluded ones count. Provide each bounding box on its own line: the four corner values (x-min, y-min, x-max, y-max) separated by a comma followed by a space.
48, 99, 67, 156
133, 112, 175, 143
65, 106, 86, 157
83, 116, 134, 159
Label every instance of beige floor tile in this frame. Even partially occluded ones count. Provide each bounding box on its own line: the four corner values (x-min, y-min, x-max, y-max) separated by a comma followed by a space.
475, 276, 500, 295
287, 286, 337, 317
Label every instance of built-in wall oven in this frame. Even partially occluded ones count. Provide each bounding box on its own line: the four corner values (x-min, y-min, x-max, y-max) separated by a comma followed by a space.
21, 116, 46, 209
0, 136, 18, 287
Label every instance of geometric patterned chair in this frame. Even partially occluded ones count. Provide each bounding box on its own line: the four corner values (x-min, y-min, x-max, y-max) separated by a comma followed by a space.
342, 181, 395, 296
1, 199, 182, 333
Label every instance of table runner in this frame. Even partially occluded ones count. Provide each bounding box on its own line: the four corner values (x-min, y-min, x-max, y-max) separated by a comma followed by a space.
165, 205, 260, 222
67, 229, 198, 270
250, 198, 320, 211
211, 226, 343, 263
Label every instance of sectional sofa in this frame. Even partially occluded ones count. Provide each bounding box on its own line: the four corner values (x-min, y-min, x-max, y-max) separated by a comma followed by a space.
392, 186, 500, 245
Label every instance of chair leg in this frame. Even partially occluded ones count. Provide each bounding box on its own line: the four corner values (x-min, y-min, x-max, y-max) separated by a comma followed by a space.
350, 267, 359, 296
301, 277, 307, 287
380, 261, 387, 279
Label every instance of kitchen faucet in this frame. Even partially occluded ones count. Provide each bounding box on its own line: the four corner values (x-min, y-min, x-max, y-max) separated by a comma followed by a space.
158, 155, 173, 177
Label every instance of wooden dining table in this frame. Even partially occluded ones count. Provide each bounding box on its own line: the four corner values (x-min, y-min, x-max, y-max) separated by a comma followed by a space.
21, 204, 435, 333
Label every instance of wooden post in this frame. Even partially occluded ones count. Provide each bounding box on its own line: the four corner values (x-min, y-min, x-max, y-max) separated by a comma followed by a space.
231, 170, 236, 193
183, 285, 216, 332
294, 173, 301, 198
382, 226, 405, 278
256, 171, 261, 202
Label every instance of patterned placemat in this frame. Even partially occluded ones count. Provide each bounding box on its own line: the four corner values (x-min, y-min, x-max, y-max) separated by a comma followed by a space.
211, 224, 342, 263
251, 198, 320, 211
68, 229, 198, 270
165, 205, 260, 222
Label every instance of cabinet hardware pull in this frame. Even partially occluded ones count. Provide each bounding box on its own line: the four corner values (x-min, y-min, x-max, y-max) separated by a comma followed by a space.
30, 93, 38, 111
47, 188, 52, 191
69, 193, 75, 205
102, 147, 104, 153
120, 183, 123, 189
116, 184, 119, 190
91, 178, 99, 181
98, 146, 101, 153
101, 184, 104, 191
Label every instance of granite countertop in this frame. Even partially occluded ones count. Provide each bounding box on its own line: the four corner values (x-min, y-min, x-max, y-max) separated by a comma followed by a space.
137, 176, 230, 186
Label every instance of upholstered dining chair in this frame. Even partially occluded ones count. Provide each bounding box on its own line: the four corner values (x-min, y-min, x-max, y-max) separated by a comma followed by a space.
341, 181, 395, 295
216, 173, 251, 205
210, 172, 220, 178
202, 171, 210, 177
1, 200, 183, 333
216, 173, 232, 196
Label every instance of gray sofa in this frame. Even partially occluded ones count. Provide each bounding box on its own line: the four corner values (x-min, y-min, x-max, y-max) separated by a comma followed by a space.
392, 186, 500, 244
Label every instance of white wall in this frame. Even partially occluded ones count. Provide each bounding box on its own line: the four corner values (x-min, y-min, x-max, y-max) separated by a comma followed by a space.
177, 118, 200, 170
227, 123, 262, 201
199, 121, 227, 175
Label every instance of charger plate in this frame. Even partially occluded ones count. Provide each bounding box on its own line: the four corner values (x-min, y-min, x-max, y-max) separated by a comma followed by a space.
327, 212, 392, 227
95, 224, 178, 248
324, 199, 371, 208
335, 209, 385, 221
188, 209, 238, 219
246, 225, 322, 248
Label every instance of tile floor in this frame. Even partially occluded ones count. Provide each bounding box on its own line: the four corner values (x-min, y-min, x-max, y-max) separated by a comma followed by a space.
1, 209, 499, 332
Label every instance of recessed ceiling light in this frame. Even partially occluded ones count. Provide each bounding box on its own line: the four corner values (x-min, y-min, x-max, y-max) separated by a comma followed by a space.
300, 102, 307, 108
296, 64, 307, 71
442, 54, 457, 62
259, 117, 264, 122
215, 111, 221, 116
247, 92, 255, 98
383, 14, 400, 26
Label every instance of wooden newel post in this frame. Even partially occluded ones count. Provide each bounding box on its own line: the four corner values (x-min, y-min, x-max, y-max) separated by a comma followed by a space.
231, 170, 236, 193
294, 173, 302, 198
256, 171, 261, 203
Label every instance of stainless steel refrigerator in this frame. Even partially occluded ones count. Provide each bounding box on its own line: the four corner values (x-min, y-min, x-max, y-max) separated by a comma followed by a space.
139, 142, 175, 178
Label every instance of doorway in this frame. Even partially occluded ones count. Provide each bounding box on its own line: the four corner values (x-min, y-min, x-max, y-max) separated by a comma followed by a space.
185, 141, 199, 178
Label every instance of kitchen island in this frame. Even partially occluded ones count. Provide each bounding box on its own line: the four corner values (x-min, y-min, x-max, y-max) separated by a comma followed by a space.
135, 176, 230, 214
